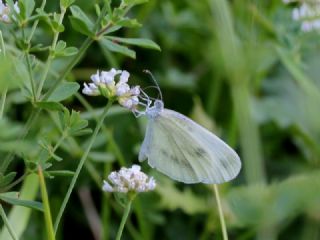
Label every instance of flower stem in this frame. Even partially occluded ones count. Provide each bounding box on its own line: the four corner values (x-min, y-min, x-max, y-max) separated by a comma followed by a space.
116, 200, 133, 240
213, 184, 228, 240
0, 204, 18, 240
36, 7, 67, 100
38, 166, 55, 240
0, 30, 7, 119
54, 100, 114, 233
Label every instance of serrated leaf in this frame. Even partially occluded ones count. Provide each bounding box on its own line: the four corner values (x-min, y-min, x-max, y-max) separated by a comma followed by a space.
106, 36, 161, 51
48, 82, 80, 102
100, 38, 136, 59
0, 192, 43, 211
35, 101, 64, 111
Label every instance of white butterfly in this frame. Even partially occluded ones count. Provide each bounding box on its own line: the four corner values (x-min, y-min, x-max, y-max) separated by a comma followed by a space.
134, 95, 241, 184
133, 72, 241, 184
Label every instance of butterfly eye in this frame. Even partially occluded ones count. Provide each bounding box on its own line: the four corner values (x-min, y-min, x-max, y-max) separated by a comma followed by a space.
154, 100, 164, 110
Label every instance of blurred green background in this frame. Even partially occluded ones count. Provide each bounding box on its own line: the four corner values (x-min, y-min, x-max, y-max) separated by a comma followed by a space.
1, 0, 320, 239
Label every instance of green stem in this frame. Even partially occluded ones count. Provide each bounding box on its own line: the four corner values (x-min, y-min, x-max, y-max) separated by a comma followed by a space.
231, 84, 266, 184
38, 166, 55, 240
0, 204, 18, 240
75, 93, 126, 166
42, 37, 94, 101
213, 184, 228, 240
116, 200, 133, 240
102, 163, 111, 240
0, 89, 6, 119
27, 0, 46, 43
36, 7, 67, 100
42, 3, 109, 101
25, 52, 37, 101
54, 100, 114, 233
0, 30, 6, 119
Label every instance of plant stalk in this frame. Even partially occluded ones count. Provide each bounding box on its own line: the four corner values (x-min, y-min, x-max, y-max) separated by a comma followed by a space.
54, 100, 114, 233
38, 166, 55, 240
116, 200, 133, 240
0, 204, 18, 240
213, 185, 228, 240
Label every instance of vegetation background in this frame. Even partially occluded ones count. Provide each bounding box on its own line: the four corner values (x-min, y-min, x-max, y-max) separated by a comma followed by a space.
0, 0, 320, 239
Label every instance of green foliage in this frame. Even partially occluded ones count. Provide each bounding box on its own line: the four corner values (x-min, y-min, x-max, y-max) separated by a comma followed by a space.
0, 0, 320, 239
69, 6, 95, 37
0, 192, 43, 212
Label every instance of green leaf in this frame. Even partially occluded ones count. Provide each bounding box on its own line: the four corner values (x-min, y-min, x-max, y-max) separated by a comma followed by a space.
100, 38, 136, 59
51, 20, 65, 33
0, 174, 39, 239
20, 0, 35, 18
0, 192, 43, 212
67, 110, 89, 136
156, 177, 208, 214
106, 36, 161, 51
122, 0, 148, 5
46, 170, 74, 177
117, 18, 142, 28
55, 40, 66, 52
60, 0, 75, 9
227, 171, 320, 228
35, 102, 65, 111
61, 47, 78, 57
0, 172, 17, 188
69, 6, 94, 36
48, 82, 80, 102
88, 152, 115, 163
0, 140, 32, 154
0, 55, 23, 93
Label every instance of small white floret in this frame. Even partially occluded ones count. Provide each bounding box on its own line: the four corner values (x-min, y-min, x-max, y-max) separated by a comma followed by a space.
102, 164, 156, 193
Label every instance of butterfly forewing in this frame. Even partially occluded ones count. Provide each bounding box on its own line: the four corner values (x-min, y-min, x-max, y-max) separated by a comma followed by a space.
139, 109, 241, 184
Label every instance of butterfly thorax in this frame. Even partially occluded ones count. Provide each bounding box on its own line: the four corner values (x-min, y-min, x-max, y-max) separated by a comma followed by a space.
146, 100, 164, 119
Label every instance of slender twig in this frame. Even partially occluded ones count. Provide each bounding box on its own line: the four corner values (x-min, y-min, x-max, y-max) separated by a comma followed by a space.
38, 166, 55, 240
54, 100, 114, 233
36, 7, 67, 100
116, 199, 133, 240
0, 30, 7, 119
27, 0, 46, 43
0, 204, 18, 240
213, 185, 228, 240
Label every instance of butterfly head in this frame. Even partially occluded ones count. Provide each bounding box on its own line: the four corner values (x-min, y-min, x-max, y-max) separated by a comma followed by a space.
145, 99, 164, 119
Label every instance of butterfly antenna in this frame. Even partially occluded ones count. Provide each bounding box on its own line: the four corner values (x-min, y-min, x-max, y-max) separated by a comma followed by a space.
143, 69, 163, 101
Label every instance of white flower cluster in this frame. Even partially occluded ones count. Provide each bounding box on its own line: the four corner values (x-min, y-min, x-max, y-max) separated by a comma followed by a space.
82, 69, 140, 110
0, 1, 19, 23
284, 0, 320, 32
102, 165, 156, 193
